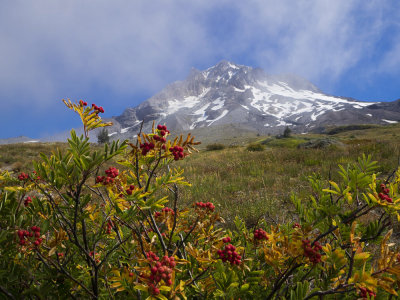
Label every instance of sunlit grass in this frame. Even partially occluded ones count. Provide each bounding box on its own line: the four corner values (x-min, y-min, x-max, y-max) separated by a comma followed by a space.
2, 124, 400, 227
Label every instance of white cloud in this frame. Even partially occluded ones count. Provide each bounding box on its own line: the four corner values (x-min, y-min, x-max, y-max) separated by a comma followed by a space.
0, 0, 398, 111
226, 0, 393, 83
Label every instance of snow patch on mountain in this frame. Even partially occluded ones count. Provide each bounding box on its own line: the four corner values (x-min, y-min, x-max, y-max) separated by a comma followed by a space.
207, 110, 229, 126
382, 119, 398, 124
211, 98, 225, 110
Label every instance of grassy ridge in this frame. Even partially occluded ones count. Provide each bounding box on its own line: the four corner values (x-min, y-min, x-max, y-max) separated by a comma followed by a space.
1, 124, 400, 226
175, 124, 400, 226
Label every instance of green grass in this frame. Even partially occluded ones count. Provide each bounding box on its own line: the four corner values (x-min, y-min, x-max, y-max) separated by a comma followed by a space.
174, 125, 400, 227
2, 123, 400, 227
0, 143, 69, 171
261, 137, 308, 148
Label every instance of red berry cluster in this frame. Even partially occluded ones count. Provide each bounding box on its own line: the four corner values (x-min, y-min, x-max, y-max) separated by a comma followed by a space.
302, 240, 322, 264
140, 142, 155, 155
89, 251, 100, 263
292, 223, 301, 229
222, 236, 231, 243
92, 103, 104, 113
105, 220, 113, 234
32, 171, 41, 181
17, 226, 42, 247
217, 242, 242, 265
254, 228, 268, 241
157, 124, 169, 133
126, 184, 135, 195
379, 183, 393, 203
24, 196, 32, 207
169, 146, 185, 161
18, 172, 29, 181
195, 202, 215, 211
359, 287, 376, 299
79, 100, 88, 106
153, 125, 170, 144
155, 207, 175, 218
105, 167, 119, 178
145, 252, 176, 295
96, 167, 119, 185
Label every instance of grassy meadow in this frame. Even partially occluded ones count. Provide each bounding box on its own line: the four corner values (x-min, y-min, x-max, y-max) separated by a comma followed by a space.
1, 124, 400, 228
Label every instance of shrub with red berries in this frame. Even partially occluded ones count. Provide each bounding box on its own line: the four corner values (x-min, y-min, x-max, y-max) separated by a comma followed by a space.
379, 183, 393, 203
302, 239, 322, 264
254, 228, 268, 241
217, 243, 242, 265
4, 102, 400, 299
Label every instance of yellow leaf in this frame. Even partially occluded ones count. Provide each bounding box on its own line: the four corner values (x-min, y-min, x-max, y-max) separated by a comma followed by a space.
48, 247, 57, 257
354, 252, 370, 260
135, 284, 149, 292
110, 282, 122, 288
330, 181, 340, 192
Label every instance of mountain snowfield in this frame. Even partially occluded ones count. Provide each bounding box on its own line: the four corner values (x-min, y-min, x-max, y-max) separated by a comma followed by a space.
102, 60, 400, 140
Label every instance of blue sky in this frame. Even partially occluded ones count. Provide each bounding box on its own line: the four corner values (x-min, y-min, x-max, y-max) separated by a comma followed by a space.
1, 1, 400, 139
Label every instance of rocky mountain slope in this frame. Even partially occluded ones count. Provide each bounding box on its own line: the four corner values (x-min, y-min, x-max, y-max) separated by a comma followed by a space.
104, 60, 399, 140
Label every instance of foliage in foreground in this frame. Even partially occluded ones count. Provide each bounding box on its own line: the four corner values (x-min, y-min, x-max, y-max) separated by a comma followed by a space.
1, 100, 400, 299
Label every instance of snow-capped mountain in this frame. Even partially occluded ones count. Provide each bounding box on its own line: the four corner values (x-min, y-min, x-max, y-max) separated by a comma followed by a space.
104, 60, 399, 139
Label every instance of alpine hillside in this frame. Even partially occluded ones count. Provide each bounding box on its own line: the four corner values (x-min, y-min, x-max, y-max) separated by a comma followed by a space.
101, 61, 400, 139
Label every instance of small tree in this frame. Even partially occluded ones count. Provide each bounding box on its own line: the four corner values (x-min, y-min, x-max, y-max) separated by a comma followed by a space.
283, 126, 291, 138
2, 100, 400, 299
97, 128, 110, 144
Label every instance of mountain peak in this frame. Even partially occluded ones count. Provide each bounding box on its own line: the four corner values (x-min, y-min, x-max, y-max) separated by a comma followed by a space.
209, 60, 243, 72
106, 61, 390, 141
